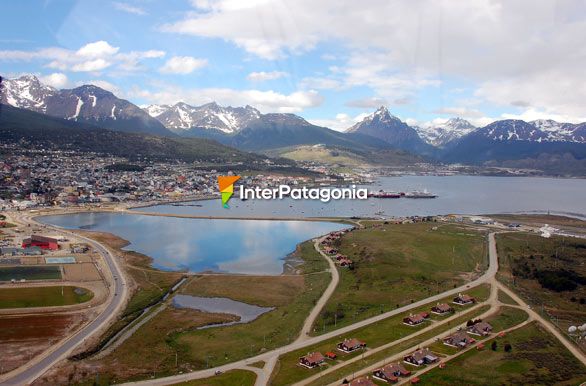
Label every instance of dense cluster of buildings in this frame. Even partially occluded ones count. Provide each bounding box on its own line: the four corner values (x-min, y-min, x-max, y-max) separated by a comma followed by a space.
0, 146, 357, 210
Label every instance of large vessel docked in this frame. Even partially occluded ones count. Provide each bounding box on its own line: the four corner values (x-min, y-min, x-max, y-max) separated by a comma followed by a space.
368, 189, 438, 199
368, 190, 402, 198
404, 190, 438, 199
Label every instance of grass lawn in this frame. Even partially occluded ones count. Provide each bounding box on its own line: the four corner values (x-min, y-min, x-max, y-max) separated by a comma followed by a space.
315, 222, 487, 332
421, 322, 586, 385
497, 289, 518, 305
270, 286, 490, 386
172, 369, 257, 386
0, 286, 93, 308
0, 265, 62, 281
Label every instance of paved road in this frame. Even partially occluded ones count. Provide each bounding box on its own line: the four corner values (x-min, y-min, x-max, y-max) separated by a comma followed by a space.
0, 215, 128, 386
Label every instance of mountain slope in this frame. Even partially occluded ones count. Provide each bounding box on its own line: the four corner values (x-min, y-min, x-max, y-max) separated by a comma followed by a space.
224, 113, 393, 152
441, 119, 586, 164
1, 75, 173, 137
347, 106, 435, 155
144, 102, 261, 134
414, 118, 476, 147
0, 104, 265, 164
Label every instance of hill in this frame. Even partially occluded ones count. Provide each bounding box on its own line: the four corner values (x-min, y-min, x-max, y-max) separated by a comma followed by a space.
0, 104, 268, 165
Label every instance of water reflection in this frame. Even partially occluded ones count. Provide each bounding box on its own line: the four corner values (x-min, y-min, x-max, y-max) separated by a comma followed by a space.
40, 213, 349, 275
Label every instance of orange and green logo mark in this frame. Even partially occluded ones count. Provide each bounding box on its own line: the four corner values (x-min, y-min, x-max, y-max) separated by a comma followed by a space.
218, 176, 241, 208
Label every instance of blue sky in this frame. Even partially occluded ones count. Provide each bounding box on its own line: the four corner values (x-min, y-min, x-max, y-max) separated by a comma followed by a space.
1, 0, 586, 130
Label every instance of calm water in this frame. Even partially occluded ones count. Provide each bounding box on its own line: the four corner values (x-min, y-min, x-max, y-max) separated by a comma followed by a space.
39, 213, 349, 275
173, 295, 273, 328
138, 176, 586, 219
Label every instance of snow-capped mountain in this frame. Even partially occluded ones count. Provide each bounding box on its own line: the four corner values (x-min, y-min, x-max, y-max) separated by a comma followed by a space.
0, 75, 172, 136
529, 119, 585, 142
414, 118, 476, 147
346, 106, 434, 154
0, 75, 57, 113
470, 119, 586, 143
144, 102, 261, 134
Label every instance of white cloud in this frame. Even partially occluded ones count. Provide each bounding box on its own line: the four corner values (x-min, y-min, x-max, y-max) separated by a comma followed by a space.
39, 73, 69, 88
112, 2, 146, 15
500, 108, 586, 124
131, 84, 322, 113
77, 80, 121, 95
247, 71, 288, 81
161, 0, 586, 122
345, 97, 388, 109
76, 41, 119, 58
159, 56, 208, 74
308, 112, 368, 132
0, 41, 164, 74
431, 107, 484, 118
71, 58, 111, 72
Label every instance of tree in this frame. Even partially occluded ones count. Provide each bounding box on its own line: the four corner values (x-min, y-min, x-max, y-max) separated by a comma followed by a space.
504, 343, 512, 352
491, 341, 498, 351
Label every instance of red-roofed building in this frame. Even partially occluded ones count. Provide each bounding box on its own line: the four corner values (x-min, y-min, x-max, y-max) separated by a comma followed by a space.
337, 338, 366, 353
22, 235, 58, 250
299, 352, 325, 368
349, 377, 377, 386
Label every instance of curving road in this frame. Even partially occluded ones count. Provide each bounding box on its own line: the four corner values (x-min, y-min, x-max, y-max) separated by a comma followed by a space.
0, 215, 128, 386
122, 232, 500, 386
297, 236, 341, 341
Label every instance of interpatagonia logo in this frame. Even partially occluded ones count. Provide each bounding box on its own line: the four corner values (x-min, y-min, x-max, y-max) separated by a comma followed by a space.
217, 176, 241, 208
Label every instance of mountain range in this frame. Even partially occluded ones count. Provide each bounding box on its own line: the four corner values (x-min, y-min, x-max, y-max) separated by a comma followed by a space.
1, 75, 173, 137
1, 74, 585, 174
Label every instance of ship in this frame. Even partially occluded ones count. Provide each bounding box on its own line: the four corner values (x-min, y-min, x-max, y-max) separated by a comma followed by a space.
368, 190, 402, 198
404, 190, 437, 199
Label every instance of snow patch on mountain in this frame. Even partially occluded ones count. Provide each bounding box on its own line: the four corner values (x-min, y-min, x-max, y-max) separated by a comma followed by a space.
414, 117, 477, 146
144, 102, 261, 133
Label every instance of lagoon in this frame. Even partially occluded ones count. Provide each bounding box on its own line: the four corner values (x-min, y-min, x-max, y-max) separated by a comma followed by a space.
172, 295, 273, 328
39, 213, 349, 275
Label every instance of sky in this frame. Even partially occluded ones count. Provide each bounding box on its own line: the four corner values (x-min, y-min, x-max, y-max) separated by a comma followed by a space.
1, 0, 586, 131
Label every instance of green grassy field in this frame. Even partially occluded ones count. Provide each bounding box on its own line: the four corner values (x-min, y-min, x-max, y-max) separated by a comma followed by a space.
278, 145, 371, 167
309, 305, 528, 386
0, 265, 62, 281
0, 286, 93, 308
172, 370, 256, 386
497, 289, 518, 305
270, 285, 490, 386
87, 242, 331, 383
496, 232, 586, 313
292, 240, 329, 274
315, 222, 487, 332
420, 322, 586, 385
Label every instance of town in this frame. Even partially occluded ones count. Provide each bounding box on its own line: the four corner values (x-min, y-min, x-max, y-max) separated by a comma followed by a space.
0, 144, 376, 210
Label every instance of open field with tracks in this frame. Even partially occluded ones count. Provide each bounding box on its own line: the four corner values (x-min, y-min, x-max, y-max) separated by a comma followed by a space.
314, 222, 487, 332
